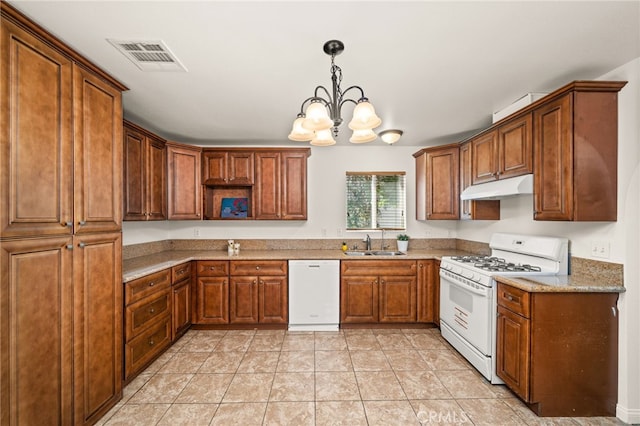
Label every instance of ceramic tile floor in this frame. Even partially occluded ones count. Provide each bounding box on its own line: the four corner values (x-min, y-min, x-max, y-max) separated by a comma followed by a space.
97, 328, 627, 426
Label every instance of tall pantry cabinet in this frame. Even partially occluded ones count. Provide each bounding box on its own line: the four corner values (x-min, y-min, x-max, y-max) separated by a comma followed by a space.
1, 4, 127, 425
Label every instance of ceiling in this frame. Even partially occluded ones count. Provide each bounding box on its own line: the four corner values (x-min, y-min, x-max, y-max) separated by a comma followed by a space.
9, 1, 640, 147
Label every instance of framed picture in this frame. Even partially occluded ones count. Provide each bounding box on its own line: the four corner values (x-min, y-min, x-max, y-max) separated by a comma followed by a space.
221, 197, 248, 218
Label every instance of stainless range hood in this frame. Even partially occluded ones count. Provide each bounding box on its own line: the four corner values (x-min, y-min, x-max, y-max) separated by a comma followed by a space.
460, 174, 533, 200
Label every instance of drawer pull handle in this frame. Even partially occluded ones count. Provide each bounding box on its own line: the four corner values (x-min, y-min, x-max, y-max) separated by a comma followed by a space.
148, 339, 155, 346
149, 308, 155, 314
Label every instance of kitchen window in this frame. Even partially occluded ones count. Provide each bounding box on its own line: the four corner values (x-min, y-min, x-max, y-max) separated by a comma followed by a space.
346, 171, 406, 230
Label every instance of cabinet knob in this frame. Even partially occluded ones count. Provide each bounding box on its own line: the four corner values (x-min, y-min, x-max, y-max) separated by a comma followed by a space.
253, 280, 257, 284
256, 266, 260, 270
178, 269, 185, 275
78, 242, 86, 248
78, 220, 86, 226
66, 244, 74, 250
506, 294, 514, 301
148, 339, 155, 346
209, 266, 215, 270
149, 282, 155, 287
149, 308, 155, 314
62, 221, 72, 227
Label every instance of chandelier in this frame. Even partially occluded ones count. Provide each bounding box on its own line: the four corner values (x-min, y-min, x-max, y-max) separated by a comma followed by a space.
288, 40, 385, 146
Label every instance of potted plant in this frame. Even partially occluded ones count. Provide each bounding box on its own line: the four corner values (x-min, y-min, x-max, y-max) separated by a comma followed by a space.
397, 234, 410, 252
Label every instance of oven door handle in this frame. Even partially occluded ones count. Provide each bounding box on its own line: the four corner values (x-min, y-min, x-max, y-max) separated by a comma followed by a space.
440, 272, 489, 297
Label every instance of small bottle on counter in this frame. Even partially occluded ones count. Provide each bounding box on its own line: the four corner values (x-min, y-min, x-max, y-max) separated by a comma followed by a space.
234, 243, 240, 255
227, 240, 235, 256
341, 242, 348, 252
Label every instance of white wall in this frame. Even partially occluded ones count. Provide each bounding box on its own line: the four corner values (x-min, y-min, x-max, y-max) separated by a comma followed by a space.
122, 57, 640, 423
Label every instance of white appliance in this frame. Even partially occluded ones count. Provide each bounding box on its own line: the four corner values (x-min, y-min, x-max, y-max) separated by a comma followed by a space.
288, 260, 340, 331
439, 233, 568, 384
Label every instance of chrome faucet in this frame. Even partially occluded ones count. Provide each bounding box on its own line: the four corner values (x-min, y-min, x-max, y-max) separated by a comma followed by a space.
365, 234, 372, 251
380, 228, 386, 250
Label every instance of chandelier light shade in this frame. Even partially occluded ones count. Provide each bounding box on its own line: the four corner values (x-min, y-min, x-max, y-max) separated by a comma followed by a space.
288, 40, 386, 146
379, 129, 404, 144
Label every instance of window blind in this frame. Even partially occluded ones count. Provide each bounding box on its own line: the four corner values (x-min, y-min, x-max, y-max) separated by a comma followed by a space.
346, 172, 406, 230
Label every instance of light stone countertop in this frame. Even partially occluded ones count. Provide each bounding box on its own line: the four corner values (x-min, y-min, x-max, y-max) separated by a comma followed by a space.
495, 275, 625, 293
122, 249, 467, 282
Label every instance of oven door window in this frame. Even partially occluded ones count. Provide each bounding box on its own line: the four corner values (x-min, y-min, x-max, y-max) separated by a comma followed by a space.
439, 275, 492, 355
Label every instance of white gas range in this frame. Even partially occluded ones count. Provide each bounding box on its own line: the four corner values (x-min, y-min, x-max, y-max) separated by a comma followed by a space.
439, 233, 568, 384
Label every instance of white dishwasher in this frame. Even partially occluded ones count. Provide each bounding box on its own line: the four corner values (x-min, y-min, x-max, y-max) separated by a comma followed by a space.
288, 260, 340, 331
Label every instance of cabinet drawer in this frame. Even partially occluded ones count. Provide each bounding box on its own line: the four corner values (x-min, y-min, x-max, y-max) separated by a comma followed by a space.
230, 260, 287, 276
497, 283, 530, 318
124, 314, 171, 380
125, 289, 171, 340
341, 260, 417, 276
125, 269, 171, 305
197, 260, 229, 277
172, 262, 192, 283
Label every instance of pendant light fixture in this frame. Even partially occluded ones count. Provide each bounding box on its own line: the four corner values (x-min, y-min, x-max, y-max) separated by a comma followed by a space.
288, 40, 383, 146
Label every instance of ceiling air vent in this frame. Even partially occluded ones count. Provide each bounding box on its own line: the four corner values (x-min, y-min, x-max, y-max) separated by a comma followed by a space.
108, 39, 187, 72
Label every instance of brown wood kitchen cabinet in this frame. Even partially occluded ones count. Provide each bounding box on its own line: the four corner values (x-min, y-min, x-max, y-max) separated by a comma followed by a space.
416, 259, 438, 323
471, 113, 532, 185
255, 149, 309, 220
459, 141, 500, 220
124, 269, 172, 382
171, 262, 192, 340
167, 142, 202, 220
202, 149, 254, 185
229, 260, 288, 324
413, 143, 460, 220
194, 260, 230, 324
532, 81, 626, 221
341, 260, 417, 323
123, 120, 167, 221
495, 281, 619, 417
1, 4, 126, 424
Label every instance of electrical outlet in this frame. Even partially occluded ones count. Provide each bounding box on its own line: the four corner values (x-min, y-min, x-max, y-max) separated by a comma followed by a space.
336, 228, 343, 237
591, 241, 610, 259
193, 228, 200, 238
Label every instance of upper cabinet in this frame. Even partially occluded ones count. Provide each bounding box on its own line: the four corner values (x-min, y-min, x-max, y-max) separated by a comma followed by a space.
533, 81, 626, 221
123, 120, 167, 221
167, 142, 201, 220
202, 150, 254, 186
413, 143, 459, 220
460, 142, 500, 220
471, 114, 533, 185
203, 148, 310, 221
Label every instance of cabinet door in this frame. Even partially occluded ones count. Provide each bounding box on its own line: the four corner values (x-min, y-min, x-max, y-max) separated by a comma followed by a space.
471, 130, 498, 184
202, 151, 227, 185
460, 142, 500, 221
254, 151, 281, 219
414, 152, 427, 221
259, 276, 288, 323
416, 260, 435, 323
123, 126, 147, 220
281, 151, 307, 219
73, 65, 123, 234
1, 20, 73, 238
533, 94, 573, 221
340, 276, 379, 323
379, 275, 416, 322
426, 146, 459, 220
73, 232, 122, 425
1, 237, 73, 425
230, 276, 259, 323
146, 136, 167, 220
228, 151, 254, 185
195, 276, 229, 324
498, 113, 532, 179
496, 306, 530, 401
172, 279, 191, 340
167, 143, 202, 220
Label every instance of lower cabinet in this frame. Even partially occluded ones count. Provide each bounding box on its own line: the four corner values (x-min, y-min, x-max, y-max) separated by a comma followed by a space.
194, 260, 230, 324
124, 269, 172, 382
341, 260, 418, 324
171, 262, 192, 340
495, 281, 619, 417
229, 260, 288, 324
416, 259, 437, 323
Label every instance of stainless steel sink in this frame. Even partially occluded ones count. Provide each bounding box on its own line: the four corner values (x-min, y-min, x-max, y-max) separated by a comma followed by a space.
343, 250, 406, 256
370, 250, 406, 256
